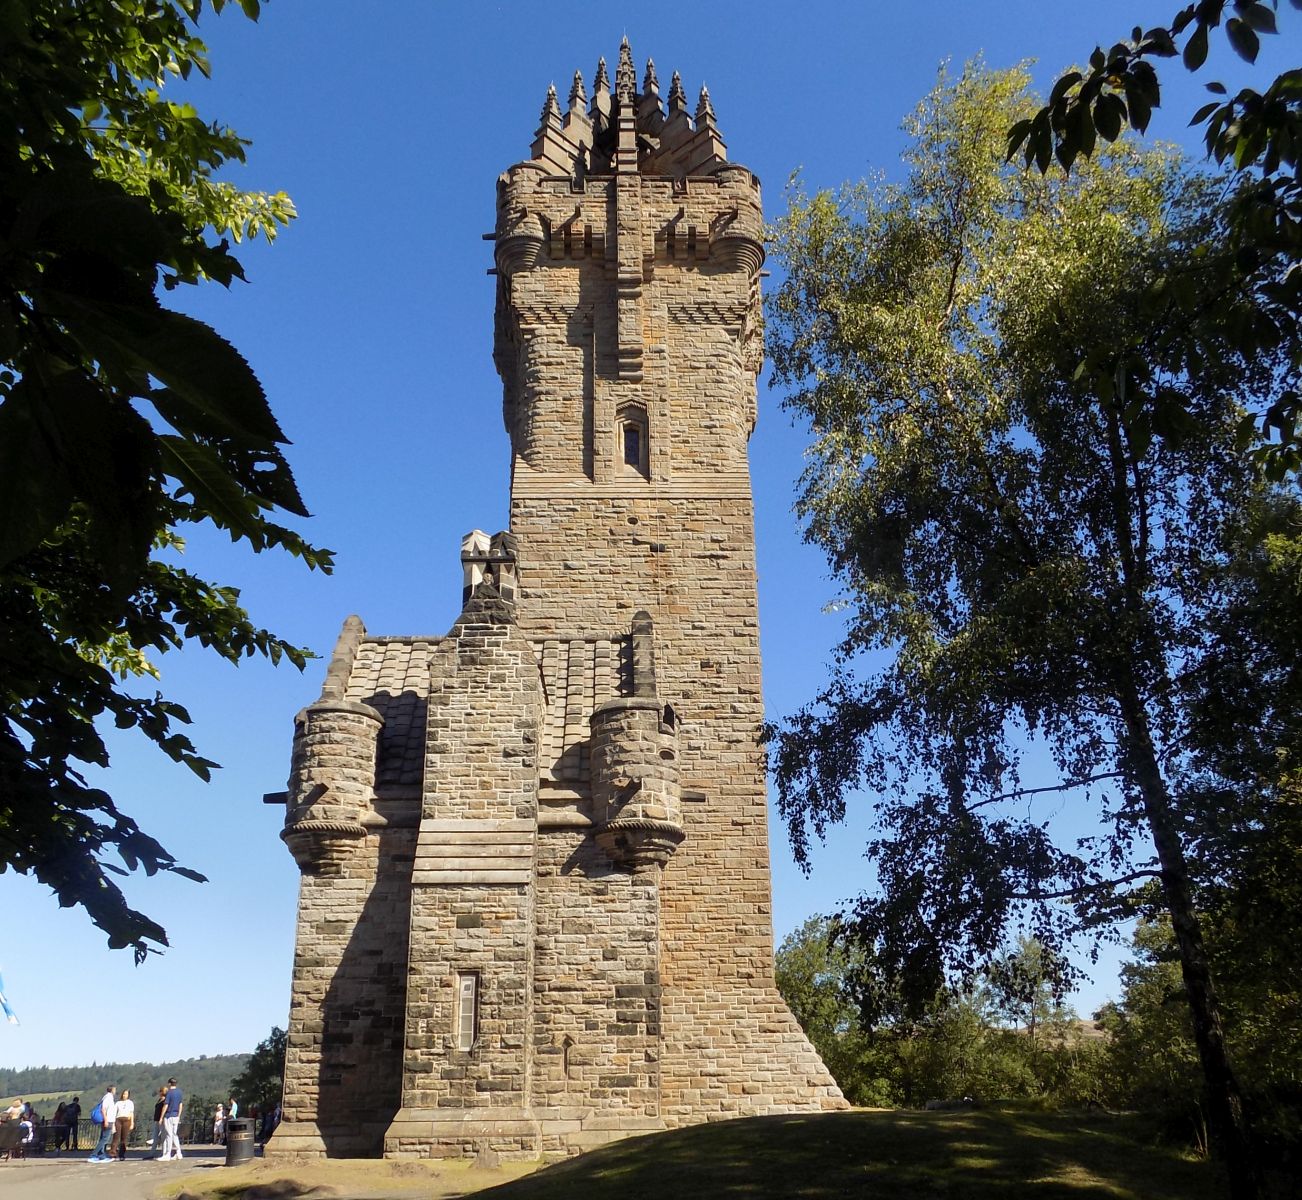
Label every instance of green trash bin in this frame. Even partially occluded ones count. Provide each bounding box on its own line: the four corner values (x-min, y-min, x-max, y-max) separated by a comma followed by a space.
225, 1118, 254, 1166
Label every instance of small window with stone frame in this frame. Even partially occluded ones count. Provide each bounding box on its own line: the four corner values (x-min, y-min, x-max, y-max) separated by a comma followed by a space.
616, 403, 649, 478
455, 972, 479, 1051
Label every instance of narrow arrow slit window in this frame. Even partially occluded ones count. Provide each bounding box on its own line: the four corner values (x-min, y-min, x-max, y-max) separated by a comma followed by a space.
456, 972, 479, 1051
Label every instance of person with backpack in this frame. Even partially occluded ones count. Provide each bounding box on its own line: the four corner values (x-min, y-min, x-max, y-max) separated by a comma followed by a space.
86, 1085, 116, 1163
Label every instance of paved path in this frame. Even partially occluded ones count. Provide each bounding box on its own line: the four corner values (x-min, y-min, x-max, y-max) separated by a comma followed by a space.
1, 1146, 231, 1199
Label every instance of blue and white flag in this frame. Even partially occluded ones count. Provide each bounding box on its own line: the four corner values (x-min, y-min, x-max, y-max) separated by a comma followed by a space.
0, 968, 18, 1025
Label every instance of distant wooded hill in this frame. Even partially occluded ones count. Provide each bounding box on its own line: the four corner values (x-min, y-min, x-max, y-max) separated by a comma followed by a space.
0, 1053, 250, 1102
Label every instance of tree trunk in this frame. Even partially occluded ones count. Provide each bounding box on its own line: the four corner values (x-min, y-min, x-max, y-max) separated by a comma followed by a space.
1117, 682, 1258, 1200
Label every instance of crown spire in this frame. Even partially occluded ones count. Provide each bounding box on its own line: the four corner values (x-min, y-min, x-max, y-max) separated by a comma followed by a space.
696, 83, 717, 129
667, 71, 688, 115
519, 48, 731, 179
616, 36, 636, 103
568, 69, 586, 111
540, 82, 561, 126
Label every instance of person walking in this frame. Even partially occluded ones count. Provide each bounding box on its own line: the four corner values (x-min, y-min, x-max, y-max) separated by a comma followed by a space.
150, 1086, 167, 1155
159, 1077, 183, 1160
112, 1088, 134, 1161
87, 1085, 116, 1163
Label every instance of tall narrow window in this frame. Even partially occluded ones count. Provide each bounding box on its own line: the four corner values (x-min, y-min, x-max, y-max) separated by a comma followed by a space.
616, 403, 649, 478
456, 972, 479, 1051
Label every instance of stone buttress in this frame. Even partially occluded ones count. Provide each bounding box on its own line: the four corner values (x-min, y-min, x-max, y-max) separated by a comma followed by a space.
268, 41, 844, 1164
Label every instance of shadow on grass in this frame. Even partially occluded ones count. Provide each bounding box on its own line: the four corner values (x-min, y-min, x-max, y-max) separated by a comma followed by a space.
177, 1181, 321, 1200
462, 1108, 1222, 1200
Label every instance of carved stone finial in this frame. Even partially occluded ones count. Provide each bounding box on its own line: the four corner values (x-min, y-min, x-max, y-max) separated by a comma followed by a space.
668, 71, 688, 114
539, 82, 561, 126
643, 59, 659, 95
616, 37, 636, 103
593, 56, 610, 94
696, 83, 716, 126
568, 69, 586, 111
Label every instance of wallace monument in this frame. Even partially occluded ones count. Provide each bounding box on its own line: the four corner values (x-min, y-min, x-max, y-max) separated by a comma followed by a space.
265, 40, 846, 1161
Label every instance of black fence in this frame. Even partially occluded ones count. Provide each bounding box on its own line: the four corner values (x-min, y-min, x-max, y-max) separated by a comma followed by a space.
14, 1111, 265, 1154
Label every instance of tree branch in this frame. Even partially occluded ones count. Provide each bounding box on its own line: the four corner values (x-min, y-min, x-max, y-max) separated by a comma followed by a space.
966, 771, 1125, 810
1009, 869, 1160, 901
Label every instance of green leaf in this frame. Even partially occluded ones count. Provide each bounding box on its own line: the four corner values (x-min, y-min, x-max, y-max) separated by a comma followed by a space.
0, 382, 76, 569
157, 435, 267, 543
1225, 18, 1260, 62
1034, 128, 1052, 174
1240, 3, 1277, 33
1124, 85, 1153, 133
38, 370, 160, 591
169, 865, 209, 883
1183, 23, 1209, 70
1094, 93, 1126, 142
0, 370, 158, 586
1205, 80, 1228, 94
1049, 71, 1083, 106
1006, 118, 1034, 160
1144, 27, 1178, 56
1190, 101, 1221, 124
46, 295, 289, 450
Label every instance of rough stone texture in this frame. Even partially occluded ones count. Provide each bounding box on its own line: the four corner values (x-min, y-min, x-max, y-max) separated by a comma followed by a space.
268, 42, 844, 1165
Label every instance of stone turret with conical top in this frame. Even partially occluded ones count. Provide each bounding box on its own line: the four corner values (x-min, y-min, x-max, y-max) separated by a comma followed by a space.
281, 614, 381, 876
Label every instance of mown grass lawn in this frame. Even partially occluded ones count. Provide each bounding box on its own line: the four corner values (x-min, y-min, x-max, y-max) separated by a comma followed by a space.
162, 1107, 1228, 1200
472, 1106, 1221, 1200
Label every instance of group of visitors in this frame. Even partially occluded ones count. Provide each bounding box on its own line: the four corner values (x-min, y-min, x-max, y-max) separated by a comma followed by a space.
0, 1099, 37, 1160
84, 1076, 183, 1163
210, 1095, 238, 1143
3, 1078, 282, 1162
1, 1097, 81, 1158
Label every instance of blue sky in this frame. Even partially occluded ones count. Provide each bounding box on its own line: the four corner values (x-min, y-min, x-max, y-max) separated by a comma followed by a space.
1, 1, 1289, 1071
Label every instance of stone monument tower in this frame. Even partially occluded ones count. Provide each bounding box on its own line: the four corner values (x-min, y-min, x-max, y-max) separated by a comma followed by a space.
267, 40, 845, 1162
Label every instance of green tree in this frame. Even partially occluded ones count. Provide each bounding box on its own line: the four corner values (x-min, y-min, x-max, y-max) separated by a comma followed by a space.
228, 1025, 285, 1113
766, 61, 1299, 1197
1009, 1, 1300, 478
1100, 899, 1302, 1164
0, 0, 330, 959
776, 918, 1105, 1109
776, 916, 891, 1105
986, 939, 1065, 1052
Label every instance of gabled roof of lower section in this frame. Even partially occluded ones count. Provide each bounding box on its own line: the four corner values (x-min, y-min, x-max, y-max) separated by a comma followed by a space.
341, 633, 632, 791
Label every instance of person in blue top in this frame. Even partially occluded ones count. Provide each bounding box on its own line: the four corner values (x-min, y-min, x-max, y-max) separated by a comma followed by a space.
87, 1085, 116, 1163
158, 1078, 184, 1161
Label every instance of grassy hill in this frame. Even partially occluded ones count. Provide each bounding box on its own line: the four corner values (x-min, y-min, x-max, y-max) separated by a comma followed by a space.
0, 1053, 248, 1108
165, 1106, 1236, 1200
475, 1107, 1224, 1200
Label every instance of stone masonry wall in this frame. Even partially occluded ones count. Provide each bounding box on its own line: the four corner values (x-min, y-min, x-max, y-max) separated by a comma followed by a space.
280, 830, 413, 1156
384, 590, 545, 1159
499, 162, 844, 1126
274, 694, 413, 1160
531, 829, 661, 1156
